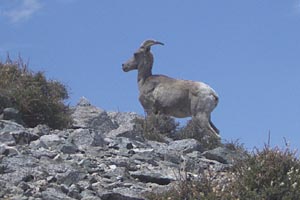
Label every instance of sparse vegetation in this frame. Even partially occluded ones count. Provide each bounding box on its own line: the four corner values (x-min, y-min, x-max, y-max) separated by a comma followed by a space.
146, 145, 300, 200
0, 56, 71, 129
1, 55, 299, 200
134, 114, 221, 150
176, 118, 221, 150
145, 170, 222, 200
229, 145, 300, 200
222, 139, 248, 156
133, 113, 178, 142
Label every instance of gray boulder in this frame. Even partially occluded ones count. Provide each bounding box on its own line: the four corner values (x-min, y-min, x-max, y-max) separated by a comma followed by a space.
0, 120, 25, 133
0, 131, 16, 146
69, 128, 106, 150
130, 170, 174, 185
167, 139, 204, 154
0, 99, 233, 200
0, 144, 19, 156
57, 170, 86, 186
38, 134, 65, 149
145, 139, 203, 165
108, 112, 141, 126
101, 192, 144, 200
41, 188, 74, 200
59, 142, 79, 154
106, 112, 143, 141
101, 191, 145, 200
71, 97, 117, 133
29, 124, 51, 137
0, 120, 39, 145
0, 154, 40, 185
11, 130, 39, 145
202, 146, 246, 164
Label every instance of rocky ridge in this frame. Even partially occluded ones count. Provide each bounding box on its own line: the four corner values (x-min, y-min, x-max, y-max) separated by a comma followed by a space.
0, 97, 241, 200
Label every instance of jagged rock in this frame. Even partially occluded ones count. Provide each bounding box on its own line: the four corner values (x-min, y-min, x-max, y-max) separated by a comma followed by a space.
0, 144, 19, 156
67, 184, 82, 199
106, 137, 148, 151
0, 154, 40, 185
77, 96, 92, 106
107, 112, 144, 141
69, 128, 106, 150
130, 172, 173, 185
129, 163, 177, 185
31, 147, 58, 159
81, 190, 101, 200
60, 142, 79, 154
71, 97, 117, 133
2, 108, 24, 125
108, 112, 141, 126
57, 170, 86, 186
30, 124, 51, 137
0, 100, 235, 199
167, 139, 204, 153
202, 146, 244, 164
0, 131, 16, 146
0, 120, 31, 145
0, 120, 25, 133
101, 192, 145, 200
180, 151, 228, 174
38, 134, 65, 149
146, 139, 204, 165
11, 130, 39, 145
41, 187, 74, 200
0, 124, 39, 146
107, 112, 142, 139
146, 140, 168, 153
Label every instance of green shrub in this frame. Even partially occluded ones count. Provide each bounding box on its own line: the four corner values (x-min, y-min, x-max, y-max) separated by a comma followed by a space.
176, 118, 221, 150
133, 113, 178, 142
0, 58, 71, 129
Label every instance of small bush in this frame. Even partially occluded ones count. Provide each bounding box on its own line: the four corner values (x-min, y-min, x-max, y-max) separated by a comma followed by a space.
176, 118, 221, 150
145, 170, 224, 200
0, 58, 71, 129
229, 145, 300, 200
133, 115, 221, 149
146, 144, 300, 200
222, 139, 248, 157
133, 113, 178, 142
222, 139, 245, 151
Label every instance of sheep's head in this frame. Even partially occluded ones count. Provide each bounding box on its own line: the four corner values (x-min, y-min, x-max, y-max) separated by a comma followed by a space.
122, 40, 164, 72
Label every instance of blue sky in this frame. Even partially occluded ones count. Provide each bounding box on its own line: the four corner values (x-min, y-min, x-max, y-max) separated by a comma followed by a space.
1, 0, 300, 150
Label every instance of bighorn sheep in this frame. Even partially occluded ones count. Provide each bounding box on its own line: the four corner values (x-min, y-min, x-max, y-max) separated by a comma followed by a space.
122, 40, 219, 136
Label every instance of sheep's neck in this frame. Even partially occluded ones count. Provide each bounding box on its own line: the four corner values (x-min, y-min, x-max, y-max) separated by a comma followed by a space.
137, 65, 152, 84
137, 53, 153, 85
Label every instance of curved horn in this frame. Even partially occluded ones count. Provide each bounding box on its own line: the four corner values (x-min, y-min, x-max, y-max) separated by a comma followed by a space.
140, 39, 164, 49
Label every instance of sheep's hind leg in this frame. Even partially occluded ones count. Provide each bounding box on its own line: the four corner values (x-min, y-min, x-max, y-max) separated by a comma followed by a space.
195, 113, 220, 138
209, 117, 219, 134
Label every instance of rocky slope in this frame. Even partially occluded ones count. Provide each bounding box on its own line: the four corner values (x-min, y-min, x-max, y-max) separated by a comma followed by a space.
0, 97, 240, 200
